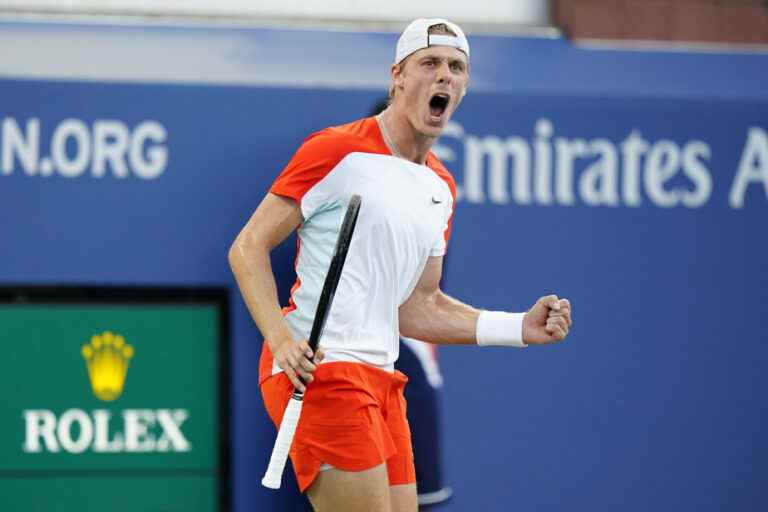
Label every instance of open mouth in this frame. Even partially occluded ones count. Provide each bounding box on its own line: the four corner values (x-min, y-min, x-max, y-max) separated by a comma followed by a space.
429, 93, 450, 118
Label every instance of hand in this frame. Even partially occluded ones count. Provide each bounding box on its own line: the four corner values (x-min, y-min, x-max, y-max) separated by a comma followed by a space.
522, 295, 572, 345
272, 338, 326, 392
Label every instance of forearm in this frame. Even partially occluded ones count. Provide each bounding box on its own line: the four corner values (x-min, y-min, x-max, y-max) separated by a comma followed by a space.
229, 240, 293, 352
399, 289, 480, 345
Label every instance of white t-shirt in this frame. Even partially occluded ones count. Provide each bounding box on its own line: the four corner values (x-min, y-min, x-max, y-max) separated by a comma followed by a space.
260, 116, 456, 382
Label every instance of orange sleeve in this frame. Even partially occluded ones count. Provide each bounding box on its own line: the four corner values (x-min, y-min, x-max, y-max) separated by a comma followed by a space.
270, 129, 342, 203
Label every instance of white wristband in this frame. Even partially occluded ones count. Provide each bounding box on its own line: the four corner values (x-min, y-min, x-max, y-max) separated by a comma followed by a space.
476, 311, 527, 348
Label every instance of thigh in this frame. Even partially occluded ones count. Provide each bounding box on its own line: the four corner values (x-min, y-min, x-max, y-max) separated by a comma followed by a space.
390, 483, 418, 512
307, 463, 391, 512
262, 363, 398, 492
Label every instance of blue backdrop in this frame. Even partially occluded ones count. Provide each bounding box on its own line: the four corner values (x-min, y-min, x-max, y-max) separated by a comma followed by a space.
1, 21, 767, 512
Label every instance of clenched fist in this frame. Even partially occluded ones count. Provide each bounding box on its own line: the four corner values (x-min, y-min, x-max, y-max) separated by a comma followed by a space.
522, 295, 573, 345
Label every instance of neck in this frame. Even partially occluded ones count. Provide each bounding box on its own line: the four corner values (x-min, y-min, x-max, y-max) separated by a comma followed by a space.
377, 106, 436, 165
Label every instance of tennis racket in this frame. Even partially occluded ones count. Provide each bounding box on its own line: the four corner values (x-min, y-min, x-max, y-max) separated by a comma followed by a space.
261, 194, 362, 489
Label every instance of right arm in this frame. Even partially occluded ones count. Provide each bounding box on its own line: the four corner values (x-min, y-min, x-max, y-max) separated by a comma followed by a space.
400, 256, 572, 346
228, 192, 321, 391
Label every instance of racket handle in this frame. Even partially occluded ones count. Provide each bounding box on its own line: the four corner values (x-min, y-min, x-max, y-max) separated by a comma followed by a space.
261, 394, 304, 489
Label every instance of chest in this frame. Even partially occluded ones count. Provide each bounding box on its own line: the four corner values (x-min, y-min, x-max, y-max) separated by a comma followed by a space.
340, 153, 451, 244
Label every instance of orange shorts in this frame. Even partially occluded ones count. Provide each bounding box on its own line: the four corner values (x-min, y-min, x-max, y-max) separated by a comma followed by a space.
260, 361, 416, 492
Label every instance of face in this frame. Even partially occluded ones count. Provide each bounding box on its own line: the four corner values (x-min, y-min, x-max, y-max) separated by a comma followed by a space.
392, 45, 469, 138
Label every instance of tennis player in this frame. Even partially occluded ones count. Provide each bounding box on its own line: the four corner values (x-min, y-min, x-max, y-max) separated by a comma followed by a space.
229, 18, 573, 512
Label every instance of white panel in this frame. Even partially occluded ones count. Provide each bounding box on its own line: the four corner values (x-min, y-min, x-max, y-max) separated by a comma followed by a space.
0, 22, 396, 88
0, 0, 551, 26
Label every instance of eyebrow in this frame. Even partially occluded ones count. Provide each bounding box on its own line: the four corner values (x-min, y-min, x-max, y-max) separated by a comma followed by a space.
419, 55, 467, 67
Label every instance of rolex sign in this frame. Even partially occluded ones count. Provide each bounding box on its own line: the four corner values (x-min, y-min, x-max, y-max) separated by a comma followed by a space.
0, 289, 227, 512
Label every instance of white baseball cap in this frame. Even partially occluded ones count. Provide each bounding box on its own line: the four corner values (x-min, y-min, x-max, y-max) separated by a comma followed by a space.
395, 18, 470, 64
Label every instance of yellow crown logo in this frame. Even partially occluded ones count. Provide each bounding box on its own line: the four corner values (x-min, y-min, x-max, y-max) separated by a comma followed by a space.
81, 331, 134, 401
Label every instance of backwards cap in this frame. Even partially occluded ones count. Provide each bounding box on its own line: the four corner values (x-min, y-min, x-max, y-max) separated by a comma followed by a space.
395, 18, 470, 64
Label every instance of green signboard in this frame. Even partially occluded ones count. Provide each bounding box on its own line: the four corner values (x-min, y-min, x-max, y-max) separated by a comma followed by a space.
0, 288, 228, 512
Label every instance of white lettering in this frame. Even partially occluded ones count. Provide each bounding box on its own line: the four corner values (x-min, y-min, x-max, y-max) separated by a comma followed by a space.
506, 138, 532, 205
730, 127, 768, 209
464, 135, 531, 205
130, 121, 168, 179
464, 135, 506, 203
124, 409, 156, 452
464, 135, 505, 204
51, 119, 91, 178
620, 131, 649, 207
93, 409, 124, 452
681, 141, 712, 208
57, 409, 94, 454
554, 137, 589, 206
645, 140, 680, 208
580, 139, 619, 207
156, 409, 191, 452
534, 119, 554, 205
2, 117, 39, 176
23, 410, 59, 453
2, 118, 168, 180
92, 120, 130, 178
452, 121, 718, 209
21, 408, 191, 453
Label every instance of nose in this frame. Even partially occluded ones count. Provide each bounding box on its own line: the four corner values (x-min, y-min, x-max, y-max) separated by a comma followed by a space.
436, 61, 453, 85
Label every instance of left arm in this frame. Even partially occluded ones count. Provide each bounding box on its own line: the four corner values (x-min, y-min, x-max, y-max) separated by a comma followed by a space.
399, 256, 573, 346
399, 256, 480, 344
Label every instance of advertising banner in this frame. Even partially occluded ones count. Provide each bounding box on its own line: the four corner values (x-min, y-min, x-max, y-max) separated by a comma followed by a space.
0, 289, 227, 512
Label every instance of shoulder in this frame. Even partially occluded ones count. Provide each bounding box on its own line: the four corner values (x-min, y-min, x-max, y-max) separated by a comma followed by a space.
271, 117, 386, 203
299, 117, 387, 162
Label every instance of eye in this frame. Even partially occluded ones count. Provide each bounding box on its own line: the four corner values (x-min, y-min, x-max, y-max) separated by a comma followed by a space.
450, 61, 464, 72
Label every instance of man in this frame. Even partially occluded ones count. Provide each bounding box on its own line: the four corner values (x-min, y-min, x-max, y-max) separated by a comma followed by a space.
229, 18, 573, 512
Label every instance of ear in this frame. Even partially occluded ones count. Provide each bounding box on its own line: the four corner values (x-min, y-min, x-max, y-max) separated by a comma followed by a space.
391, 62, 406, 92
